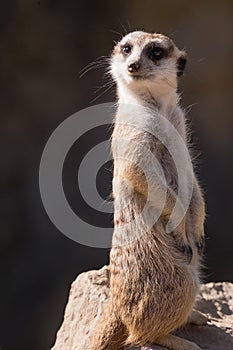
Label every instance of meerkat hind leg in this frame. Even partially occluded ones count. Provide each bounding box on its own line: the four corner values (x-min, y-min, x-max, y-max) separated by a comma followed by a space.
90, 305, 128, 350
155, 334, 202, 350
188, 309, 209, 326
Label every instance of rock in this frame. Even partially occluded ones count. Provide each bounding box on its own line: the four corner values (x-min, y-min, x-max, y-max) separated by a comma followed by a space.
51, 266, 233, 350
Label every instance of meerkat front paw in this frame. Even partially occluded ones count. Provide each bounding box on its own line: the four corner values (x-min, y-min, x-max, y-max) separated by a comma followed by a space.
195, 236, 205, 256
188, 309, 210, 326
181, 243, 193, 264
171, 232, 193, 264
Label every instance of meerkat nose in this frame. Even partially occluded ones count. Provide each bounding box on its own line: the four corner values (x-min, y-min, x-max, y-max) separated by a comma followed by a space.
128, 61, 141, 73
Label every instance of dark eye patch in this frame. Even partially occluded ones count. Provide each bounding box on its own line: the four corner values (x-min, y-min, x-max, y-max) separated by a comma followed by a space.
147, 46, 166, 61
121, 44, 132, 55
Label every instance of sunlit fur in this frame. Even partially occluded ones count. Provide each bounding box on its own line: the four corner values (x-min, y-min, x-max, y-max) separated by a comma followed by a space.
90, 31, 206, 350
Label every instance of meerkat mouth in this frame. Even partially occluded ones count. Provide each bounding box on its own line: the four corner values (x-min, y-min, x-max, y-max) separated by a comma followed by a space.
130, 74, 144, 80
128, 73, 153, 81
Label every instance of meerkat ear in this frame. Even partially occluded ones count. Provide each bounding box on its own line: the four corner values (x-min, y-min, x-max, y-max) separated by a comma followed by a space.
177, 52, 187, 77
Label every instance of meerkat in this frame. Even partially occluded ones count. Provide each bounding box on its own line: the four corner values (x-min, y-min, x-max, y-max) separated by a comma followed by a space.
90, 31, 208, 350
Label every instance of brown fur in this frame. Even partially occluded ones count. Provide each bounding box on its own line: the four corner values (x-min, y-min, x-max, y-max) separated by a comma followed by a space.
90, 31, 206, 350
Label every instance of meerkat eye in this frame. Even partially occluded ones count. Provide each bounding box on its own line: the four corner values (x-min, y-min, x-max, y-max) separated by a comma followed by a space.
122, 44, 132, 55
148, 47, 165, 61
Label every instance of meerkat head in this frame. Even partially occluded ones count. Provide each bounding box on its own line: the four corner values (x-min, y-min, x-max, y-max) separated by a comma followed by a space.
110, 31, 187, 93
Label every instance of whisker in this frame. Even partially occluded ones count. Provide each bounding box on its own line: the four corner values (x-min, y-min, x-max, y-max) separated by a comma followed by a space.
164, 77, 177, 89
80, 56, 109, 69
184, 103, 198, 114
79, 56, 110, 78
80, 62, 101, 74
109, 29, 124, 39
90, 83, 114, 103
154, 67, 177, 73
126, 19, 132, 32
80, 60, 109, 75
94, 80, 114, 94
119, 22, 128, 35
80, 62, 104, 74
158, 71, 177, 89
79, 65, 103, 78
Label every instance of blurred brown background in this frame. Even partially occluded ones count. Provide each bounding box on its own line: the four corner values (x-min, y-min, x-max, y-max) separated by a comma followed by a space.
0, 1, 232, 349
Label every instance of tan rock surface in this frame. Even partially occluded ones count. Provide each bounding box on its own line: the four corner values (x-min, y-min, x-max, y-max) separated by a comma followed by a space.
52, 266, 233, 350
